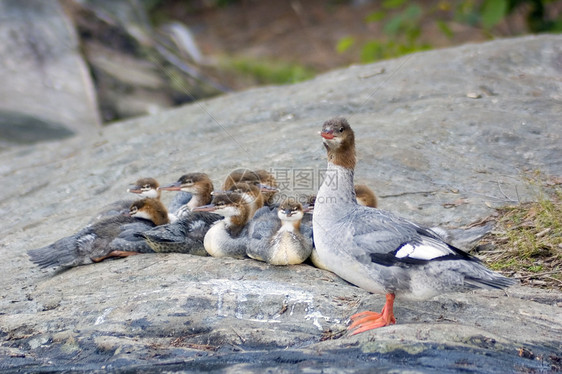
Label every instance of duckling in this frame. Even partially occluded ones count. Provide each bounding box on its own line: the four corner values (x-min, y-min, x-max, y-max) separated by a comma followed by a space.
247, 199, 312, 265
222, 168, 278, 205
355, 184, 378, 208
138, 172, 221, 255
93, 177, 161, 221
159, 173, 214, 219
222, 168, 259, 191
127, 178, 161, 199
254, 169, 278, 205
225, 182, 264, 218
312, 117, 515, 335
193, 193, 251, 259
28, 198, 169, 270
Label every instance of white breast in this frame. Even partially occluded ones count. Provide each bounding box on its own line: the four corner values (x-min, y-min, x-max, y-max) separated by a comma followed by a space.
203, 221, 231, 257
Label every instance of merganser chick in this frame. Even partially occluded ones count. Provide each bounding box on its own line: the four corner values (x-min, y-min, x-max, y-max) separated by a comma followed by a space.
93, 177, 161, 221
193, 193, 251, 259
254, 169, 278, 205
247, 200, 313, 265
225, 182, 264, 218
312, 117, 515, 335
28, 198, 169, 270
222, 168, 259, 190
127, 178, 161, 199
159, 173, 214, 219
355, 184, 378, 208
222, 168, 278, 205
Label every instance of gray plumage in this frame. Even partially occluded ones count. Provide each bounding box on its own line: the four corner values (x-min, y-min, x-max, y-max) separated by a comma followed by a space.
28, 215, 157, 270
167, 191, 193, 215
313, 118, 515, 301
91, 199, 134, 222
247, 205, 313, 265
139, 212, 221, 256
196, 193, 251, 259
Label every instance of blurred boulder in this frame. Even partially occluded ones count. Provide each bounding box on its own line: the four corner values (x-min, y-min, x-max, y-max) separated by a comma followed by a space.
0, 0, 100, 148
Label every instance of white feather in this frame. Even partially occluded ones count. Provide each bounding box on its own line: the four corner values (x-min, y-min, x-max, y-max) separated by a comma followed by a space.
395, 243, 450, 261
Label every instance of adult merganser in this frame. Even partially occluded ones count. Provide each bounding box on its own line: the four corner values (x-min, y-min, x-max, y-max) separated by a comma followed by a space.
159, 173, 214, 219
312, 117, 515, 335
93, 177, 161, 221
193, 193, 251, 259
310, 185, 377, 271
28, 198, 169, 270
247, 199, 313, 265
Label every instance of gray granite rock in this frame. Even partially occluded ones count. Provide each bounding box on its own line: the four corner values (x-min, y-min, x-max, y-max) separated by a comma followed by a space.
0, 0, 100, 149
0, 35, 561, 372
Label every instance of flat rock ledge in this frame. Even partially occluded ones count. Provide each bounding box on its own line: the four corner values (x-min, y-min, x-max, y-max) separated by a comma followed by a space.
0, 35, 561, 372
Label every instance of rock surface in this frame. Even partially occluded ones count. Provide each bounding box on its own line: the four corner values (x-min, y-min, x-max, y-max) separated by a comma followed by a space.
0, 0, 100, 149
0, 35, 561, 372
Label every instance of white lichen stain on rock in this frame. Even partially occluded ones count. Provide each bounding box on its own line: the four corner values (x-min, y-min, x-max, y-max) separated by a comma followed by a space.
94, 307, 115, 325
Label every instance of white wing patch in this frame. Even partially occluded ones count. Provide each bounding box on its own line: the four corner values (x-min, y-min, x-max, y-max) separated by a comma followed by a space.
395, 242, 451, 261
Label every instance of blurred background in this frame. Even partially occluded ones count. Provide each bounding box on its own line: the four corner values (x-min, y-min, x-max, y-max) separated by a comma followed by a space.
0, 0, 560, 148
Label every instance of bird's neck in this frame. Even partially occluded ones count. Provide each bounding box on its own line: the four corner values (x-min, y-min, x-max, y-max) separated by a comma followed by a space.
280, 219, 299, 233
317, 161, 357, 209
326, 142, 356, 170
148, 204, 170, 226
224, 209, 249, 236
187, 186, 213, 210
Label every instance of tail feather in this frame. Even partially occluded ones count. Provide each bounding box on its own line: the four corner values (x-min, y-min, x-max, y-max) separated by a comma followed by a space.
465, 272, 517, 290
27, 235, 90, 269
27, 245, 69, 269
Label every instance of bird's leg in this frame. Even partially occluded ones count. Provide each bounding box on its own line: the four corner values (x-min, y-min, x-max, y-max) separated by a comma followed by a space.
348, 293, 396, 335
91, 251, 140, 263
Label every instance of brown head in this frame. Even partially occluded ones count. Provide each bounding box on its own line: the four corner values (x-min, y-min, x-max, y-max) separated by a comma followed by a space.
320, 117, 356, 170
222, 169, 260, 191
355, 184, 378, 208
278, 199, 304, 229
129, 198, 169, 225
254, 169, 278, 204
228, 182, 264, 212
193, 192, 251, 234
160, 173, 214, 204
127, 177, 160, 199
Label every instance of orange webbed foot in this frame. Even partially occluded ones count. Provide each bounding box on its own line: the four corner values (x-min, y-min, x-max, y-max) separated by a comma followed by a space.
91, 250, 140, 263
347, 293, 396, 335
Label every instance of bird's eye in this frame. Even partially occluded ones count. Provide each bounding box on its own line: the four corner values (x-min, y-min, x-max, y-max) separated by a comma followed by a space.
130, 206, 138, 214
143, 184, 150, 189
339, 127, 344, 132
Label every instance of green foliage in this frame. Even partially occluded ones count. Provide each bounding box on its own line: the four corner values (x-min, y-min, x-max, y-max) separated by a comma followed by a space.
481, 0, 508, 28
222, 57, 315, 85
336, 36, 355, 54
383, 0, 408, 8
339, 0, 561, 64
